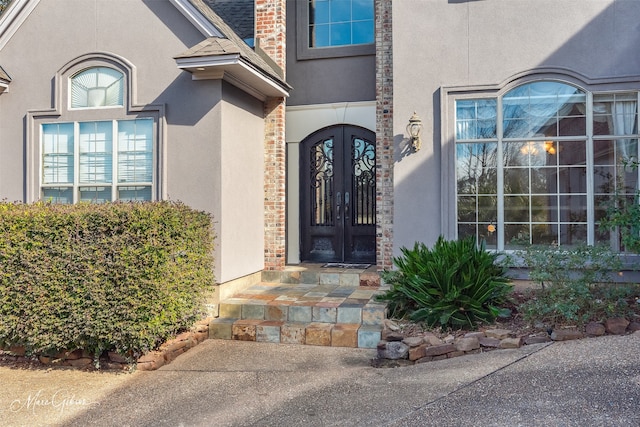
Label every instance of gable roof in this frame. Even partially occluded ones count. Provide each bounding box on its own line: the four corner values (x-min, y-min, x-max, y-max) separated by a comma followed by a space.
0, 0, 289, 99
174, 0, 290, 100
204, 0, 254, 42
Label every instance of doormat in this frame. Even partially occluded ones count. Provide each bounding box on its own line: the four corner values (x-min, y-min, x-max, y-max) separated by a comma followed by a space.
322, 263, 371, 269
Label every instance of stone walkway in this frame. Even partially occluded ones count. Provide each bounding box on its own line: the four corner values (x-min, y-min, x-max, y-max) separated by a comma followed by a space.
210, 270, 387, 348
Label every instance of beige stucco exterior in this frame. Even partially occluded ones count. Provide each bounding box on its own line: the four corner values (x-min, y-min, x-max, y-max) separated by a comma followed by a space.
0, 0, 275, 285
389, 0, 640, 255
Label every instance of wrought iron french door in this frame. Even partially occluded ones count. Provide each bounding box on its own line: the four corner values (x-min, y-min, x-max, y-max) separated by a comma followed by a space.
300, 125, 376, 263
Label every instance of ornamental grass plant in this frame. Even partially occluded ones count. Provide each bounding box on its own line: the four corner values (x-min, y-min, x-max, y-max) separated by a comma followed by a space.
377, 236, 512, 330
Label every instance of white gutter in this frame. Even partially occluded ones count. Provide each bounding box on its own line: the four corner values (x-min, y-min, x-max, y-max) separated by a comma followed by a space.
169, 0, 223, 38
176, 54, 289, 100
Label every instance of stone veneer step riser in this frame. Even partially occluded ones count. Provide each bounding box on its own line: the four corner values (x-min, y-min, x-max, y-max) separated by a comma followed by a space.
261, 270, 380, 287
218, 302, 386, 326
209, 319, 382, 349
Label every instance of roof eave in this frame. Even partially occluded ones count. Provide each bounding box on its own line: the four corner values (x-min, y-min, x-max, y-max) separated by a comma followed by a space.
176, 55, 290, 100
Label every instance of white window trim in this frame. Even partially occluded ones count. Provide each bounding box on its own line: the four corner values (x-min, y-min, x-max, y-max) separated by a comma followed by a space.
40, 119, 156, 203
443, 75, 640, 253
26, 53, 166, 203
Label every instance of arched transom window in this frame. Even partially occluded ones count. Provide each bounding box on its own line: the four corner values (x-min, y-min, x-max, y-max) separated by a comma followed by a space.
70, 67, 124, 108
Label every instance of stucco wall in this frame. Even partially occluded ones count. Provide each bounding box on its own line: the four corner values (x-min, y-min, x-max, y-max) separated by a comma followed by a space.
218, 82, 265, 282
284, 0, 375, 106
391, 0, 640, 254
0, 0, 267, 283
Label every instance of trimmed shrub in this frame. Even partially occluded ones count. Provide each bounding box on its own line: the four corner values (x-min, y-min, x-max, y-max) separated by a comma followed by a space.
515, 244, 637, 326
377, 236, 512, 329
0, 201, 215, 362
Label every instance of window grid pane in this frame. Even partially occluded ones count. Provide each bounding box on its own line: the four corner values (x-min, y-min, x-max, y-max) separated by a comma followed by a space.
455, 82, 598, 250
309, 0, 374, 48
41, 119, 154, 204
118, 119, 153, 184
79, 121, 113, 184
42, 123, 74, 184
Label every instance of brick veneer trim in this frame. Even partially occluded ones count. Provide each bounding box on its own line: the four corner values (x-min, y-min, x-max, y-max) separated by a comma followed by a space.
375, 0, 394, 270
256, 0, 287, 270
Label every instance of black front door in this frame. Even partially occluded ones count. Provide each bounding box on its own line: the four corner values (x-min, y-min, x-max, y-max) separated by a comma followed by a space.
300, 125, 376, 263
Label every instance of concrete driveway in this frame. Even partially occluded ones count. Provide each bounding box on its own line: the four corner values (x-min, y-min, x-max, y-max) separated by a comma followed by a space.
2, 332, 639, 426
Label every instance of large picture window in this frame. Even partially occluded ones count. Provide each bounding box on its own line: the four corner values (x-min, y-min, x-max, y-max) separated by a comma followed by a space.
41, 118, 154, 203
455, 81, 639, 252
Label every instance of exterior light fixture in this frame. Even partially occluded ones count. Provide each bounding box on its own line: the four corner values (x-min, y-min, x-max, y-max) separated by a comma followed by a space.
406, 112, 423, 151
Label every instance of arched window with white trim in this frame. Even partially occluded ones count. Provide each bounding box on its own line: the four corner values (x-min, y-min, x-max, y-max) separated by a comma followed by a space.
36, 61, 158, 204
455, 80, 639, 252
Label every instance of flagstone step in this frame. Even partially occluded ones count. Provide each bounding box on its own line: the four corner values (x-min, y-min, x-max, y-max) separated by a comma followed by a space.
209, 319, 383, 348
211, 281, 388, 348
261, 264, 381, 287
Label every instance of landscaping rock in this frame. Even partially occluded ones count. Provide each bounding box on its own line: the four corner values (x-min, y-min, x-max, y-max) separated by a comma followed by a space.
402, 336, 424, 347
628, 322, 640, 332
7, 345, 25, 357
447, 351, 465, 359
382, 330, 405, 342
424, 333, 443, 346
383, 319, 400, 331
464, 331, 486, 339
550, 329, 584, 341
108, 351, 129, 364
479, 337, 501, 348
485, 329, 512, 339
499, 337, 522, 349
605, 318, 630, 335
455, 337, 480, 352
408, 344, 428, 361
424, 343, 455, 357
523, 335, 551, 345
378, 341, 409, 360
66, 358, 93, 368
585, 322, 606, 337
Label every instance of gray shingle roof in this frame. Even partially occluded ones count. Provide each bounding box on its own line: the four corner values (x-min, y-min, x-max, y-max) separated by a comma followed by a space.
204, 0, 254, 42
183, 0, 288, 92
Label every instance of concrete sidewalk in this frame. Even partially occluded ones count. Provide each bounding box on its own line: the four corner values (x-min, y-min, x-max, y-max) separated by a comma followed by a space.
1, 332, 639, 426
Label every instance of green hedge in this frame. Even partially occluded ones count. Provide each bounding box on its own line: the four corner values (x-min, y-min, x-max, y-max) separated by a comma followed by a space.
0, 201, 215, 361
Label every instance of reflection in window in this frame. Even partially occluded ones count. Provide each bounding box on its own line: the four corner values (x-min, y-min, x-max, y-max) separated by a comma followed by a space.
42, 119, 154, 203
455, 81, 640, 252
309, 0, 374, 48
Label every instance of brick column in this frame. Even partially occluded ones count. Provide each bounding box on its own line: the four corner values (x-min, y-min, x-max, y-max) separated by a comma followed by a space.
375, 0, 394, 270
255, 0, 286, 270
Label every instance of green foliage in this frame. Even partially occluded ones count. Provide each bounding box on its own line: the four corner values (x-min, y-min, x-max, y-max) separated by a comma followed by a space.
0, 201, 215, 362
599, 158, 640, 254
517, 283, 639, 326
517, 244, 621, 290
377, 236, 512, 329
515, 244, 635, 326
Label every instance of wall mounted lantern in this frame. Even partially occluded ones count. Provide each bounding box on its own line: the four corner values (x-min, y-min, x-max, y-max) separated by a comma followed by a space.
406, 112, 423, 151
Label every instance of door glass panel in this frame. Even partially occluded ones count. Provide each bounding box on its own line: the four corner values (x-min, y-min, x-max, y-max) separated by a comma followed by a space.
310, 138, 334, 226
351, 137, 375, 226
